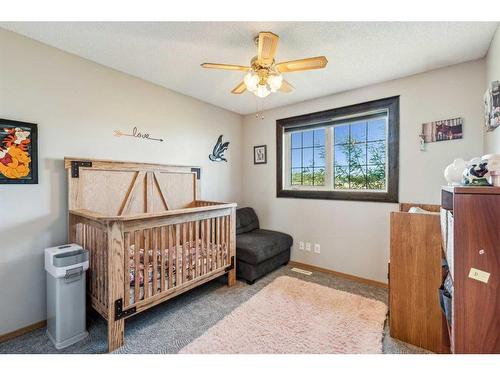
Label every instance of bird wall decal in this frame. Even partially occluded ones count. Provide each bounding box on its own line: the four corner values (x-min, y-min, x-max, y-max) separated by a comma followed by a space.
209, 135, 230, 162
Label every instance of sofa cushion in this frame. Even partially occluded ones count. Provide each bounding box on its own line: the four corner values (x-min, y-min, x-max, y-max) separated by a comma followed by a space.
236, 229, 293, 265
236, 207, 260, 235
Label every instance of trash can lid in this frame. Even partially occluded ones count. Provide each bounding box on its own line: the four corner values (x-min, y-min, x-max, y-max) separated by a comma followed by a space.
45, 244, 89, 277
53, 249, 89, 267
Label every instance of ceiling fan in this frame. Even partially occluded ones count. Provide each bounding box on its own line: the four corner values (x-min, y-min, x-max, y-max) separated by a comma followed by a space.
201, 31, 328, 98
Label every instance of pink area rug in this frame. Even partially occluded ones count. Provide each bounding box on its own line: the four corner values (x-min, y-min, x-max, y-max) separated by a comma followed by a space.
179, 276, 388, 354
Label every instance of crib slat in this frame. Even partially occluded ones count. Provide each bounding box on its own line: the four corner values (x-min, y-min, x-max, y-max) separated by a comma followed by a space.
221, 216, 225, 266
191, 221, 195, 279
195, 220, 200, 278
152, 227, 158, 295
186, 222, 190, 281
207, 218, 212, 272
160, 226, 166, 292
226, 215, 230, 266
98, 228, 104, 306
124, 232, 130, 307
188, 222, 192, 280
211, 218, 215, 271
96, 227, 100, 305
215, 218, 218, 270
104, 230, 108, 307
88, 225, 95, 299
182, 223, 187, 283
168, 225, 174, 289
144, 229, 150, 299
200, 219, 205, 275
134, 230, 140, 303
175, 224, 181, 287
95, 226, 101, 305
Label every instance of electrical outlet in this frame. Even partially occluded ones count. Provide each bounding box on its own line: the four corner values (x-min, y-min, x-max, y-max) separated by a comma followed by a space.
305, 242, 311, 252
299, 241, 304, 250
314, 243, 321, 254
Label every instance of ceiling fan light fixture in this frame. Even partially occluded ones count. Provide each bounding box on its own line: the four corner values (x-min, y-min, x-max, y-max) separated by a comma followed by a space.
244, 72, 259, 92
268, 73, 283, 92
255, 84, 270, 98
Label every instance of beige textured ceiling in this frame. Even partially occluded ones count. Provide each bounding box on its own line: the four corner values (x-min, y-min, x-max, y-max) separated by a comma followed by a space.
1, 22, 498, 114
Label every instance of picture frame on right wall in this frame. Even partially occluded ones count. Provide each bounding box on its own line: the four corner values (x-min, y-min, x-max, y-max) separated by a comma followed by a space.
254, 145, 267, 165
484, 80, 500, 132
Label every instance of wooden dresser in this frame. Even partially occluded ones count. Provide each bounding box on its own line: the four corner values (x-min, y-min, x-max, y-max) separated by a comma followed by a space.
389, 203, 449, 353
441, 186, 500, 354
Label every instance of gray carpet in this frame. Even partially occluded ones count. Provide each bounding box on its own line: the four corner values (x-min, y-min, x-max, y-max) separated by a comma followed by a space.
0, 265, 429, 354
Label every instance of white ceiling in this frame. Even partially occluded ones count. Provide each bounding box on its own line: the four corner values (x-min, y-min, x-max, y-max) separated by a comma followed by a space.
1, 22, 498, 115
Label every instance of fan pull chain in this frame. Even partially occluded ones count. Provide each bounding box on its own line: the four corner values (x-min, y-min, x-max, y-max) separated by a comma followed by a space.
255, 98, 265, 120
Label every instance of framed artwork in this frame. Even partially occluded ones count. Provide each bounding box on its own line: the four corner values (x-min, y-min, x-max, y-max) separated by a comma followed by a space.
484, 80, 500, 132
0, 118, 38, 184
421, 117, 463, 143
254, 145, 267, 164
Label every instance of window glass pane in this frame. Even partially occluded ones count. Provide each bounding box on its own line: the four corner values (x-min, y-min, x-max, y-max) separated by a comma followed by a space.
291, 132, 302, 148
314, 146, 325, 167
282, 98, 396, 199
291, 148, 302, 168
349, 143, 366, 165
367, 141, 385, 165
291, 168, 302, 185
303, 130, 314, 147
334, 145, 348, 166
302, 148, 314, 168
367, 164, 386, 190
334, 166, 349, 189
313, 167, 325, 186
350, 121, 366, 143
334, 125, 349, 144
350, 166, 367, 189
367, 118, 386, 141
302, 167, 313, 185
314, 129, 325, 146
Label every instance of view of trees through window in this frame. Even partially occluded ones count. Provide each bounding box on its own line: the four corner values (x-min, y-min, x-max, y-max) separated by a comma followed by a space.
291, 129, 325, 186
290, 117, 387, 190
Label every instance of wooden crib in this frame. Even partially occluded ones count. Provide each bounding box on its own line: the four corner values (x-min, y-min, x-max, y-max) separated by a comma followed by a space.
65, 157, 236, 352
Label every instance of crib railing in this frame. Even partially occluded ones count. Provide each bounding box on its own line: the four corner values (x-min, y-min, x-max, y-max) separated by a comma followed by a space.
123, 214, 232, 307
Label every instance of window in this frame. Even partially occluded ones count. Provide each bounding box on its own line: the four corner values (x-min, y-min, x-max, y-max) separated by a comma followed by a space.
276, 96, 399, 202
291, 129, 325, 186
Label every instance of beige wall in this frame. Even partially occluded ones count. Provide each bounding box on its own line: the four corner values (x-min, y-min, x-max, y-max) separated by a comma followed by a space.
242, 60, 486, 283
485, 25, 500, 154
0, 29, 243, 335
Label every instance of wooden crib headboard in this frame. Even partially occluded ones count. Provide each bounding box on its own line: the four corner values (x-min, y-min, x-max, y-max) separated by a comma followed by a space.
64, 157, 201, 216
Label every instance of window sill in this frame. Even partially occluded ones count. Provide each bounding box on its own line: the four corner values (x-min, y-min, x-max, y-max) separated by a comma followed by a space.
277, 188, 398, 203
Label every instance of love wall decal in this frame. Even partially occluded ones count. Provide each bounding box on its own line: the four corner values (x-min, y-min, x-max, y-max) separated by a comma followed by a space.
114, 127, 164, 142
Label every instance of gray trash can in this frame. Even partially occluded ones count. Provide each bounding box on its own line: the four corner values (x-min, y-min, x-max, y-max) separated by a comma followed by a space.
45, 244, 89, 349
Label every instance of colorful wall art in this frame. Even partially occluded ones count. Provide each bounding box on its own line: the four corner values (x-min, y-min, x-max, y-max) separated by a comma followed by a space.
0, 119, 38, 184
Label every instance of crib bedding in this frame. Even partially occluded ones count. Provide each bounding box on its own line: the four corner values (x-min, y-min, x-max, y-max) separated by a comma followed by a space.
127, 240, 228, 304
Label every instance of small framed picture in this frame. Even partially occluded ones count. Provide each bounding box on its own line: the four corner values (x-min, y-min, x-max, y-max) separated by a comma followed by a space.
253, 145, 267, 165
0, 118, 38, 184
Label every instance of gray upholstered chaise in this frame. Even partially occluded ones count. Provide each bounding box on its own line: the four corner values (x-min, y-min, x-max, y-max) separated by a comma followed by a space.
236, 207, 293, 284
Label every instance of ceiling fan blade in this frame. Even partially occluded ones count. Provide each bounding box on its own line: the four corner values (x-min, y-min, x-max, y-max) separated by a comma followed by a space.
279, 80, 294, 93
201, 63, 250, 71
275, 56, 328, 73
231, 81, 247, 94
257, 32, 279, 66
